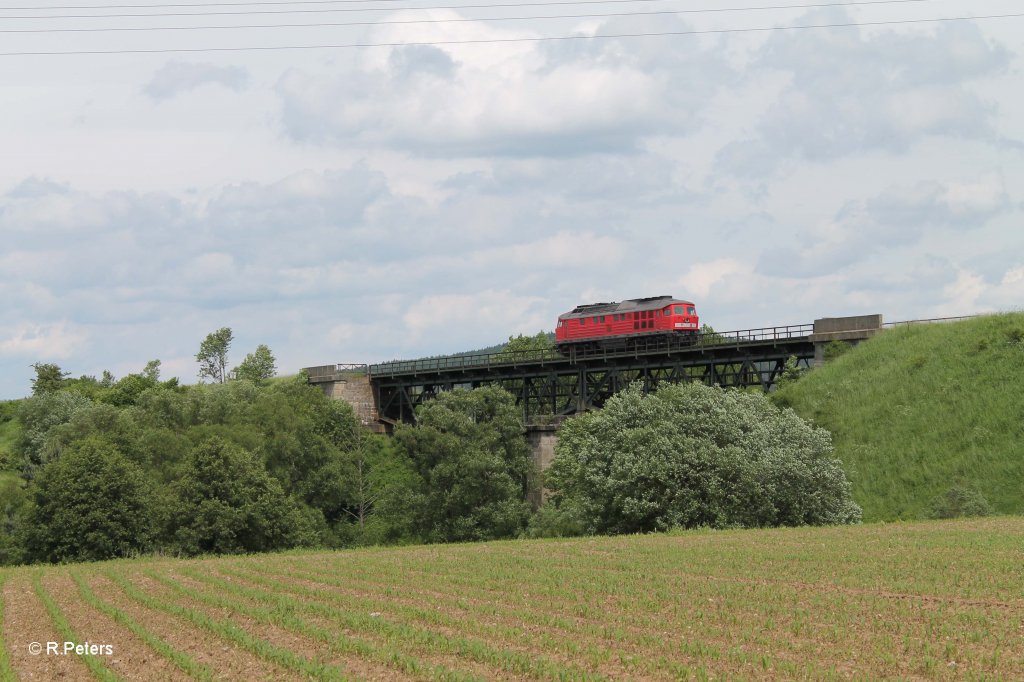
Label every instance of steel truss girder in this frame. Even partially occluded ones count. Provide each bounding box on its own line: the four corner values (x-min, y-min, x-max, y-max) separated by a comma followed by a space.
373, 339, 815, 424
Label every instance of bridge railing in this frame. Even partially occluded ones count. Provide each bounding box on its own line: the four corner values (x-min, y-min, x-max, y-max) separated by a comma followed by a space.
304, 363, 368, 381
883, 315, 980, 328
368, 323, 815, 377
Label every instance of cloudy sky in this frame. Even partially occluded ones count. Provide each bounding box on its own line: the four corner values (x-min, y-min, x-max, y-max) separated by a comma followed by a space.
1, 0, 1022, 397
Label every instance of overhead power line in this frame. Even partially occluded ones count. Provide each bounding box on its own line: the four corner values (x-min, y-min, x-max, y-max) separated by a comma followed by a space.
0, 11, 1020, 57
0, 0, 946, 20
0, 0, 958, 10
0, 0, 950, 33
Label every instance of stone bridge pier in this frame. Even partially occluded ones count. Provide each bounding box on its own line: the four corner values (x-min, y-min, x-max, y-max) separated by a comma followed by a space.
305, 364, 385, 433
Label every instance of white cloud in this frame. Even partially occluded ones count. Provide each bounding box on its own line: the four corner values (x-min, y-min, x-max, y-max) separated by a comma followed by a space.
756, 175, 1011, 278
716, 14, 1010, 176
0, 322, 87, 359
940, 269, 988, 315
403, 290, 549, 340
183, 253, 237, 283
143, 62, 250, 101
275, 14, 729, 156
679, 259, 746, 298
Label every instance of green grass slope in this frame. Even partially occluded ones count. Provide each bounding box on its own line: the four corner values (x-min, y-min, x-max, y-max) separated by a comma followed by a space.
774, 313, 1024, 522
0, 401, 21, 472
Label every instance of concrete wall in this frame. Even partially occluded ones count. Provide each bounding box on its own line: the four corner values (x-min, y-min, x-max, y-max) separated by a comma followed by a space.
809, 314, 884, 366
812, 314, 883, 335
526, 425, 559, 508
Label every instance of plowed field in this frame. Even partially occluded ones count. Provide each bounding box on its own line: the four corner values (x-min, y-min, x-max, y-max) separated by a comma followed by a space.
2, 517, 1023, 680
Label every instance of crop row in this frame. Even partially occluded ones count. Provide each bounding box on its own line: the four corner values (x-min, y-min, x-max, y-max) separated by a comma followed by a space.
2, 518, 1023, 680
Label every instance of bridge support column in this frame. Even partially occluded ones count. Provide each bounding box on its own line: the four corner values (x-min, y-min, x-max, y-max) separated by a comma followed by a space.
526, 424, 559, 509
810, 314, 883, 366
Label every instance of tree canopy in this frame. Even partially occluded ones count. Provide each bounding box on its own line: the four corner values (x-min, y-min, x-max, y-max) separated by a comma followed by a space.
30, 363, 69, 395
196, 327, 234, 384
539, 382, 861, 535
22, 438, 155, 563
234, 344, 277, 384
394, 385, 534, 542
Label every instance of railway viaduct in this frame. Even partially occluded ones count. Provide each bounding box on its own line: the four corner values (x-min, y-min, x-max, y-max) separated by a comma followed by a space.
304, 314, 883, 441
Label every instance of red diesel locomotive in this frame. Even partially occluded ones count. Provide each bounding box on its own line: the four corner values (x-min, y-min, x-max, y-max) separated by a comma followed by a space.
555, 295, 700, 351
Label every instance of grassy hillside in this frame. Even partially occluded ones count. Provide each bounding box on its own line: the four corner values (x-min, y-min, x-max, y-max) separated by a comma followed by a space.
2, 518, 1022, 680
0, 401, 20, 472
774, 313, 1024, 522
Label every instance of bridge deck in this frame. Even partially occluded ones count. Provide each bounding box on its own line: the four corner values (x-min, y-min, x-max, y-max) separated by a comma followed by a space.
306, 315, 889, 424
365, 323, 814, 379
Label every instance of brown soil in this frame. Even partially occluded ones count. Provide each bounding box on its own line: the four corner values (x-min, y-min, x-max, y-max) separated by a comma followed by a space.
163, 569, 427, 681
2, 572, 92, 680
41, 573, 193, 682
85, 571, 298, 681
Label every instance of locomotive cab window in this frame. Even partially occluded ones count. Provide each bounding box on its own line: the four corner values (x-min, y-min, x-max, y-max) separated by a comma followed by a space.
688, 306, 696, 315
674, 306, 685, 314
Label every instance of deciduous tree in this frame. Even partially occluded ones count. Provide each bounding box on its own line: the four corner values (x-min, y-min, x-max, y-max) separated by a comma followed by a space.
22, 438, 155, 563
30, 363, 69, 395
234, 344, 277, 384
394, 386, 534, 542
167, 438, 318, 555
196, 328, 233, 384
539, 382, 861, 536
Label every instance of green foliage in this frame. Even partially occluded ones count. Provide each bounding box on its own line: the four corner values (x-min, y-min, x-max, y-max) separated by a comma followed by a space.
22, 438, 156, 563
927, 485, 994, 520
234, 344, 277, 384
823, 340, 853, 361
196, 327, 234, 384
394, 386, 534, 542
525, 497, 588, 538
142, 359, 161, 382
775, 356, 807, 389
341, 436, 424, 547
0, 473, 28, 565
30, 362, 69, 395
697, 323, 727, 346
544, 382, 861, 535
104, 372, 161, 407
495, 332, 557, 360
773, 313, 1024, 521
167, 438, 318, 556
0, 401, 21, 471
15, 390, 94, 478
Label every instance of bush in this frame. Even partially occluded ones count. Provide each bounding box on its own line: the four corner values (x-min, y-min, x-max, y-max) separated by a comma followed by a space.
394, 386, 534, 543
16, 390, 94, 477
167, 438, 318, 556
543, 382, 861, 535
927, 485, 994, 519
0, 475, 28, 565
525, 498, 588, 538
22, 438, 156, 563
823, 340, 853, 361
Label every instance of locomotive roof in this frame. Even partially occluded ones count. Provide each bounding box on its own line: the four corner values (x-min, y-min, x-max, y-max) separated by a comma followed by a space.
558, 295, 694, 320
